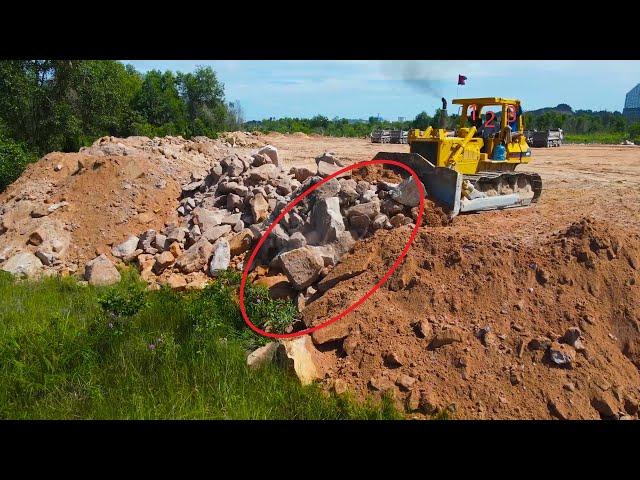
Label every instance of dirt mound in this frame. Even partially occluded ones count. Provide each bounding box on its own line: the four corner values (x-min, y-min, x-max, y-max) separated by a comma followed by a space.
0, 152, 181, 270
0, 134, 269, 274
304, 217, 640, 419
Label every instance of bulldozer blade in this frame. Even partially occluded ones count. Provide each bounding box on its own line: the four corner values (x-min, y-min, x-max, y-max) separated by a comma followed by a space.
372, 152, 536, 217
372, 152, 463, 217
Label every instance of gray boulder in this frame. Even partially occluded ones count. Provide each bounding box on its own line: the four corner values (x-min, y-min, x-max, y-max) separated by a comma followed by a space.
346, 199, 380, 220
84, 254, 121, 286
111, 235, 140, 259
313, 197, 345, 243
391, 177, 423, 207
257, 145, 280, 167
1, 252, 43, 278
279, 247, 325, 290
175, 238, 214, 274
209, 238, 231, 276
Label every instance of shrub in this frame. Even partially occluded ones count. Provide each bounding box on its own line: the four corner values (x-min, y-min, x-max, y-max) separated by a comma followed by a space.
97, 269, 149, 317
0, 134, 35, 191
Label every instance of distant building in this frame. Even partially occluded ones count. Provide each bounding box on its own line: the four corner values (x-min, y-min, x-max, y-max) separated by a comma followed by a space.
623, 83, 640, 122
398, 116, 405, 122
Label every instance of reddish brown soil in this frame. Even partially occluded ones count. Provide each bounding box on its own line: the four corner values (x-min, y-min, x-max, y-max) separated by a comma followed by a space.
0, 152, 181, 268
304, 218, 640, 419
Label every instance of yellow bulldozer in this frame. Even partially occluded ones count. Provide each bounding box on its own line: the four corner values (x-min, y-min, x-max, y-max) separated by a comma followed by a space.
375, 97, 542, 217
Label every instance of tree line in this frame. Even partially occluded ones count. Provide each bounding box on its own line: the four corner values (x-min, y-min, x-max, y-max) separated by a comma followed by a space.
0, 60, 242, 190
246, 107, 640, 140
244, 110, 451, 137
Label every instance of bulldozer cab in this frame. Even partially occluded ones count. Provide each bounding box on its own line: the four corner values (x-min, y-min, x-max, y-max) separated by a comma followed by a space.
453, 98, 524, 154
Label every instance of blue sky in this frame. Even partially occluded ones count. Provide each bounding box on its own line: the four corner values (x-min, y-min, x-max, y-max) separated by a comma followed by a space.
125, 60, 640, 121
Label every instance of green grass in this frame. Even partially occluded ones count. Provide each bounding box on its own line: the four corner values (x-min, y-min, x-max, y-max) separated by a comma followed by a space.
563, 132, 634, 144
0, 269, 400, 420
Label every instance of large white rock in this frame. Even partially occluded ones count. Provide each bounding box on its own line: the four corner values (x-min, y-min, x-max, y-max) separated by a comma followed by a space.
313, 196, 345, 243
209, 238, 230, 276
111, 235, 140, 259
1, 252, 43, 278
247, 342, 280, 370
391, 177, 423, 207
257, 145, 280, 167
84, 254, 121, 286
277, 336, 321, 386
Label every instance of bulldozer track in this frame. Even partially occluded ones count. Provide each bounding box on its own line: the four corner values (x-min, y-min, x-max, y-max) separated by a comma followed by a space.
465, 171, 543, 203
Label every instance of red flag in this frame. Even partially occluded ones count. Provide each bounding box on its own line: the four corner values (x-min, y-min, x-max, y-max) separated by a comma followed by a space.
458, 74, 467, 85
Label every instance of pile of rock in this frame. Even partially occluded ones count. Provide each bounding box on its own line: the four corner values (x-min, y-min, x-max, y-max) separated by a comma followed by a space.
2, 140, 424, 298
256, 165, 422, 298
101, 146, 424, 294
127, 148, 420, 297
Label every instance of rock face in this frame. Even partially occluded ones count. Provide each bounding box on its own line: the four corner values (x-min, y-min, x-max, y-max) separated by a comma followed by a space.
84, 254, 121, 286
279, 247, 324, 290
1, 252, 43, 278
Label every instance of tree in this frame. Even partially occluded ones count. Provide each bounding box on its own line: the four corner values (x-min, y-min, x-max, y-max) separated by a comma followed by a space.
0, 134, 35, 191
412, 111, 432, 129
0, 60, 55, 153
177, 66, 227, 136
133, 70, 187, 136
0, 60, 142, 153
51, 60, 142, 150
227, 100, 245, 131
310, 115, 329, 129
628, 123, 640, 141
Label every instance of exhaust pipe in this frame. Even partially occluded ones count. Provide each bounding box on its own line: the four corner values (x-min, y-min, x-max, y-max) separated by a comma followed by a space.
440, 97, 448, 129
